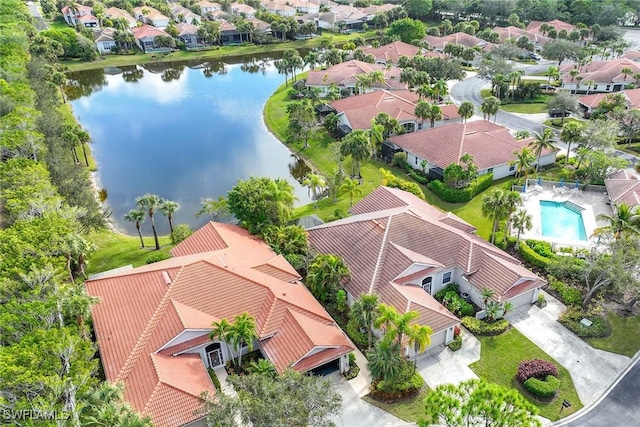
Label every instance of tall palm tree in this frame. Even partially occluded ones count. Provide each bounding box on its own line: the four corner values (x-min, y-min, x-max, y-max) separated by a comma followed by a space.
369, 121, 385, 158
415, 84, 434, 100
432, 79, 448, 100
584, 79, 594, 95
480, 96, 500, 122
480, 288, 495, 309
546, 65, 560, 85
512, 209, 533, 245
136, 193, 161, 250
621, 67, 633, 82
351, 293, 380, 350
510, 147, 535, 178
482, 189, 511, 244
392, 310, 419, 355
159, 199, 180, 235
367, 339, 404, 382
374, 303, 399, 338
457, 101, 474, 123
368, 70, 385, 88
306, 254, 350, 302
426, 104, 443, 128
503, 190, 523, 235
339, 177, 362, 207
594, 203, 640, 239
342, 130, 371, 178
408, 324, 433, 366
354, 73, 372, 95
302, 173, 326, 208
529, 128, 555, 172
414, 100, 431, 129
560, 121, 584, 165
228, 312, 258, 366
210, 318, 234, 365
124, 209, 146, 248
569, 69, 579, 94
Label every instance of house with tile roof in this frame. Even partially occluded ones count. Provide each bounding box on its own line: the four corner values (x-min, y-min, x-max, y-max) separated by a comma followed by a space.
105, 7, 138, 28
307, 186, 546, 354
492, 25, 552, 48
261, 0, 297, 16
559, 58, 640, 93
131, 25, 172, 53
386, 120, 556, 180
577, 88, 640, 117
356, 41, 421, 66
526, 19, 576, 37
423, 32, 495, 52
86, 222, 354, 427
175, 23, 199, 48
94, 27, 117, 54
196, 0, 222, 15
605, 170, 640, 211
230, 2, 256, 18
305, 60, 406, 96
61, 4, 98, 27
133, 6, 170, 29
326, 89, 461, 134
170, 4, 202, 24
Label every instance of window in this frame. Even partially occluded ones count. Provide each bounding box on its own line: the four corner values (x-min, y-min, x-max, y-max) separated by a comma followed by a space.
421, 277, 432, 294
606, 85, 611, 91
442, 271, 452, 285
509, 164, 515, 172
487, 167, 494, 173
415, 156, 418, 165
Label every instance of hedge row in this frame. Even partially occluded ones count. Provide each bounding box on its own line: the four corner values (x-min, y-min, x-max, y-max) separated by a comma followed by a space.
461, 317, 510, 336
524, 375, 560, 399
409, 170, 429, 185
525, 239, 555, 258
517, 359, 558, 383
548, 276, 582, 306
518, 241, 552, 269
427, 173, 494, 203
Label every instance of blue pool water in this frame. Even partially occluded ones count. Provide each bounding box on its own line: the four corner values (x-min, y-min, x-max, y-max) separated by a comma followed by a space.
540, 200, 587, 241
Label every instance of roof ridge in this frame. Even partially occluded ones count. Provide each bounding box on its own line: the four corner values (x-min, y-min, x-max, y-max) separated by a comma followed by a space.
456, 122, 466, 164
368, 213, 392, 294
259, 293, 280, 337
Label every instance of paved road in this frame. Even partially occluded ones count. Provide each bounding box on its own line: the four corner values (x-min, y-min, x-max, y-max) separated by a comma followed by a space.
556, 356, 640, 426
27, 2, 48, 31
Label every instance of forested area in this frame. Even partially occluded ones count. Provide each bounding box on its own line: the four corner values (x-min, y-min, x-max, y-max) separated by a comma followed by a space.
0, 2, 149, 424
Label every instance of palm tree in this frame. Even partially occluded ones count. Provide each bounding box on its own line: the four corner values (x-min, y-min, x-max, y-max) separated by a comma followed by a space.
560, 121, 584, 165
339, 177, 362, 207
342, 130, 371, 178
569, 69, 579, 94
350, 294, 380, 350
594, 203, 640, 239
432, 79, 448, 100
584, 79, 594, 95
482, 189, 510, 244
392, 310, 419, 355
426, 104, 443, 128
210, 318, 235, 365
510, 147, 535, 178
546, 66, 559, 85
247, 359, 276, 377
407, 324, 432, 366
457, 101, 474, 123
367, 339, 404, 382
492, 73, 506, 99
480, 288, 495, 309
159, 199, 180, 235
414, 100, 431, 129
621, 67, 633, 82
124, 209, 146, 248
354, 73, 372, 95
306, 254, 350, 302
503, 190, 523, 235
227, 312, 258, 366
529, 128, 555, 172
136, 193, 161, 250
512, 209, 533, 245
374, 303, 399, 338
415, 84, 434, 100
369, 122, 385, 158
302, 173, 326, 208
480, 96, 500, 122
368, 70, 386, 88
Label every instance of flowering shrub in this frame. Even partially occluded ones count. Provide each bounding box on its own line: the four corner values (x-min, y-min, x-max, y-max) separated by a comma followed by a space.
517, 359, 559, 383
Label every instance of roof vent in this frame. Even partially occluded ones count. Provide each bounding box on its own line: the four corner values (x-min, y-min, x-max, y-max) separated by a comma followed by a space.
217, 255, 227, 268
465, 131, 477, 135
161, 271, 172, 286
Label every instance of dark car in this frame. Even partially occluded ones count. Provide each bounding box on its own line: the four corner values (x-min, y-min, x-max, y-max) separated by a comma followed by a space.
529, 52, 542, 60
549, 108, 571, 117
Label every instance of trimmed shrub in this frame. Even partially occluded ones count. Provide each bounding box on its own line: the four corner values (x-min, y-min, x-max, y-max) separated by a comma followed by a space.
409, 170, 429, 184
517, 359, 558, 383
448, 334, 463, 351
559, 307, 610, 338
475, 173, 494, 193
524, 375, 560, 399
518, 241, 552, 269
428, 179, 475, 203
435, 283, 460, 300
525, 239, 555, 258
384, 174, 426, 200
392, 152, 409, 170
171, 223, 193, 244
145, 251, 170, 264
376, 372, 424, 396
461, 317, 510, 336
548, 276, 582, 306
208, 368, 222, 391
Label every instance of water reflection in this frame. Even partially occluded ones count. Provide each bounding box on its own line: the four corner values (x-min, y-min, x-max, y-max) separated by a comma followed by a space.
288, 155, 312, 183
66, 55, 311, 236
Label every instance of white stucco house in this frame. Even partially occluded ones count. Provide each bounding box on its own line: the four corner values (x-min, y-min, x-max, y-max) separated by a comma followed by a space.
94, 27, 117, 54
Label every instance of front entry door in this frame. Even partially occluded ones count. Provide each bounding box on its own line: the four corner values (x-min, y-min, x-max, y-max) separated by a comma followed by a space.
206, 343, 224, 368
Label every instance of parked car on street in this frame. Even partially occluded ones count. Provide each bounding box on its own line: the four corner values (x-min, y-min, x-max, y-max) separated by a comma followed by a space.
549, 108, 571, 117
529, 52, 542, 60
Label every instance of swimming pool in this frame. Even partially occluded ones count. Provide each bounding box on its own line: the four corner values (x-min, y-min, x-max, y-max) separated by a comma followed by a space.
539, 200, 588, 241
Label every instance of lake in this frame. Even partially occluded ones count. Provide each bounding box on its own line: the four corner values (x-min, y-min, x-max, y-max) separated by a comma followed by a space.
67, 56, 311, 236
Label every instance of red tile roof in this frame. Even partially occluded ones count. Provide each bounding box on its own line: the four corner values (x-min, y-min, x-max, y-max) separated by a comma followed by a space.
579, 88, 640, 109
131, 24, 170, 40
357, 41, 420, 64
492, 25, 552, 45
560, 59, 640, 85
86, 222, 353, 426
387, 120, 554, 170
526, 19, 575, 35
306, 60, 405, 90
424, 32, 495, 51
605, 170, 640, 209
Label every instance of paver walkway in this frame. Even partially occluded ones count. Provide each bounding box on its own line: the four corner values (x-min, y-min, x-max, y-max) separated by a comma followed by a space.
506, 291, 630, 405
416, 332, 481, 388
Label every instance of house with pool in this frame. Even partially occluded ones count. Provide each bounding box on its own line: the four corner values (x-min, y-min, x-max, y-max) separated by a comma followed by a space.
385, 120, 557, 181
85, 222, 354, 427
307, 186, 547, 357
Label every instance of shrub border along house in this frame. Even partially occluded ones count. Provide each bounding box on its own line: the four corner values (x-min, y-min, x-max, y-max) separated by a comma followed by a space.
461, 316, 510, 336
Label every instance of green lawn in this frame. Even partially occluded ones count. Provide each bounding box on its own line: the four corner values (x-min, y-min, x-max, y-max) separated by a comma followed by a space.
500, 103, 548, 114
362, 388, 429, 423
470, 328, 583, 420
543, 117, 583, 128
87, 230, 174, 275
587, 312, 640, 357
63, 31, 379, 72
58, 103, 98, 171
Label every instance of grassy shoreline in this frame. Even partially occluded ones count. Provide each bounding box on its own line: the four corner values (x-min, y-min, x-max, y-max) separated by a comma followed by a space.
63, 32, 378, 72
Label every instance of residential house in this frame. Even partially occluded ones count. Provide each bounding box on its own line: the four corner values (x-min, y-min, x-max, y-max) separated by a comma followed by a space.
424, 32, 495, 53
305, 60, 405, 96
290, 0, 321, 14
559, 58, 640, 93
61, 4, 98, 27
261, 0, 297, 17
250, 18, 272, 36
230, 2, 256, 19
307, 186, 546, 355
492, 25, 552, 49
358, 3, 398, 20
220, 21, 243, 44
526, 19, 576, 36
175, 23, 199, 48
621, 51, 640, 62
131, 25, 172, 53
170, 4, 202, 24
605, 170, 640, 211
105, 7, 137, 28
326, 89, 460, 135
133, 6, 170, 29
94, 27, 117, 54
577, 88, 640, 117
386, 120, 556, 180
356, 41, 421, 66
197, 0, 222, 16
86, 222, 354, 427
305, 8, 367, 31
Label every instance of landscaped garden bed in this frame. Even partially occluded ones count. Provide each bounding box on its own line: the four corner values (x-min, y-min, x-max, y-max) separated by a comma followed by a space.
517, 359, 560, 401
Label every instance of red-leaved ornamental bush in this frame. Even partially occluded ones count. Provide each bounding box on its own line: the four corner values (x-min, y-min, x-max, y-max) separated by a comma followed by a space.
517, 359, 559, 383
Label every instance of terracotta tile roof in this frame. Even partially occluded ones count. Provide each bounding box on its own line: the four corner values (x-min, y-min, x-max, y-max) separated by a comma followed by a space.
308, 187, 545, 323
622, 51, 640, 61
424, 50, 447, 59
78, 14, 98, 22
526, 19, 575, 35
61, 4, 93, 14
359, 3, 397, 14
492, 25, 552, 45
231, 2, 256, 14
387, 120, 554, 171
424, 32, 494, 51
133, 6, 169, 21
87, 222, 352, 426
605, 170, 640, 208
175, 22, 199, 37
306, 60, 406, 91
105, 7, 137, 24
131, 24, 170, 40
560, 59, 640, 85
577, 92, 613, 108
94, 27, 116, 43
357, 41, 420, 64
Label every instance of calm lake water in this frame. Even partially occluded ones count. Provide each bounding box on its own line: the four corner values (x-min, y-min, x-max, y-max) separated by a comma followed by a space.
67, 56, 311, 236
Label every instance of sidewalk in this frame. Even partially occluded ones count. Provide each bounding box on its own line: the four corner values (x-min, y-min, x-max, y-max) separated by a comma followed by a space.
416, 331, 481, 388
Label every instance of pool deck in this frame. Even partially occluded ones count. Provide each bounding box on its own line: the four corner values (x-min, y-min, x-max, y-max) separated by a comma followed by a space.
519, 186, 613, 249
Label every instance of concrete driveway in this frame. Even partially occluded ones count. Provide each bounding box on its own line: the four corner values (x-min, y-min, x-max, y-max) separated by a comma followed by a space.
506, 292, 630, 405
329, 372, 414, 427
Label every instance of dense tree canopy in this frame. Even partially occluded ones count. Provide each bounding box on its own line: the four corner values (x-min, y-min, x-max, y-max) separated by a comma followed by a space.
387, 18, 426, 43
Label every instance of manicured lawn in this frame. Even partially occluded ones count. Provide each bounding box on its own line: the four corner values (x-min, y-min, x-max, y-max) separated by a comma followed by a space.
480, 89, 492, 99
87, 230, 174, 275
470, 328, 583, 421
63, 31, 379, 72
58, 103, 98, 171
543, 117, 583, 128
362, 388, 429, 423
587, 312, 640, 357
500, 103, 548, 114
